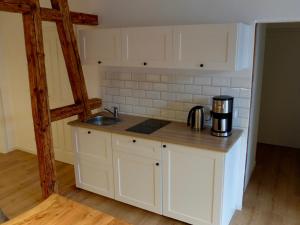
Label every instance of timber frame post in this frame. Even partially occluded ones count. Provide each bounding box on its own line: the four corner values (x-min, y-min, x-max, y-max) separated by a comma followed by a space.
0, 0, 100, 198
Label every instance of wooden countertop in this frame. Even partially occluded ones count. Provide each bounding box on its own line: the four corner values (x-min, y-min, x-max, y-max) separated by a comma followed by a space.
69, 113, 243, 153
2, 194, 130, 225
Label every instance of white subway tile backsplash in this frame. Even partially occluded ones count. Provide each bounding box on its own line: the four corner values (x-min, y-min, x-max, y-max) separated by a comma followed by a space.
239, 88, 251, 98
184, 85, 202, 94
125, 81, 139, 89
113, 96, 125, 104
167, 101, 184, 110
175, 111, 188, 121
239, 108, 250, 118
132, 90, 146, 98
139, 98, 153, 107
176, 93, 193, 102
133, 106, 146, 114
146, 74, 161, 82
106, 87, 120, 96
126, 97, 139, 105
231, 78, 252, 88
192, 95, 211, 105
168, 84, 185, 93
120, 104, 133, 113
161, 92, 176, 101
138, 82, 153, 90
132, 73, 146, 81
100, 71, 252, 128
153, 83, 168, 91
161, 109, 176, 119
145, 107, 160, 116
120, 89, 132, 97
146, 91, 160, 99
153, 100, 167, 108
195, 76, 211, 85
202, 86, 221, 96
119, 72, 131, 80
111, 80, 125, 88
221, 88, 240, 97
235, 98, 251, 108
212, 77, 231, 87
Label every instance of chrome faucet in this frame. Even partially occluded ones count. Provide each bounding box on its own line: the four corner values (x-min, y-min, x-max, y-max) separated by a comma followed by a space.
104, 106, 119, 118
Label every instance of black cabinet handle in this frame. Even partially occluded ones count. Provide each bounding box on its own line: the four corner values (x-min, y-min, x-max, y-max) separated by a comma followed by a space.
200, 64, 204, 68
156, 162, 160, 166
132, 139, 136, 143
163, 144, 167, 148
98, 61, 102, 64
88, 131, 91, 134
143, 62, 148, 66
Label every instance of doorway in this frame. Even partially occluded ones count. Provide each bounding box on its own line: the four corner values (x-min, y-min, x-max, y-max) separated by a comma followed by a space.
243, 22, 300, 222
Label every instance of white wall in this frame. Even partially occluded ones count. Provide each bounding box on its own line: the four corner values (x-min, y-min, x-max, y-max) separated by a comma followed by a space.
55, 0, 300, 27
258, 26, 300, 149
0, 12, 100, 157
245, 24, 266, 186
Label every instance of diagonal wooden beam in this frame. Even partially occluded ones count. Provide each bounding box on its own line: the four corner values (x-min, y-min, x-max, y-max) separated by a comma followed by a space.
22, 0, 57, 199
50, 0, 91, 121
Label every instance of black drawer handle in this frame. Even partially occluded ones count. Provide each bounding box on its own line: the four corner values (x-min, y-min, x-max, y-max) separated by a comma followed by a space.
98, 61, 102, 64
156, 162, 160, 166
143, 62, 148, 66
163, 144, 167, 148
200, 64, 204, 68
88, 131, 91, 134
132, 140, 136, 143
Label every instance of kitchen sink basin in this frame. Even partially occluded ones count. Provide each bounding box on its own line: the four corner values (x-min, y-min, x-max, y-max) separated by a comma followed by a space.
85, 115, 121, 126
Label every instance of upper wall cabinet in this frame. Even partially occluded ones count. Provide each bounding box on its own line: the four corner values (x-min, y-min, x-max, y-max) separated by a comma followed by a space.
78, 23, 252, 71
121, 27, 173, 68
79, 29, 121, 66
173, 24, 251, 71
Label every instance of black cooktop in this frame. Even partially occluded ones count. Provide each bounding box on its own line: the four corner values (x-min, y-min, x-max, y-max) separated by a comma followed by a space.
126, 119, 170, 134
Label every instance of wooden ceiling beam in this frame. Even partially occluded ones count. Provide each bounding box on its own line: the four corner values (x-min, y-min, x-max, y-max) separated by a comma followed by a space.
0, 2, 32, 13
40, 8, 99, 25
0, 2, 99, 25
50, 98, 102, 122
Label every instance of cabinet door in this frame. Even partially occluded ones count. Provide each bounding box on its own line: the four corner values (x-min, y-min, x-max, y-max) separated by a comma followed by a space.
79, 29, 121, 65
74, 128, 114, 198
121, 27, 172, 68
174, 24, 237, 71
163, 143, 224, 225
113, 151, 162, 214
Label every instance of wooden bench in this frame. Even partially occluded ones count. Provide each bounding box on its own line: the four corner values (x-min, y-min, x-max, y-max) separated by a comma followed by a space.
1, 194, 131, 225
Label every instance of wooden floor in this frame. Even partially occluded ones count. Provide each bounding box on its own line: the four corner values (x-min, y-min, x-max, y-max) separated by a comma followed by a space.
0, 144, 299, 225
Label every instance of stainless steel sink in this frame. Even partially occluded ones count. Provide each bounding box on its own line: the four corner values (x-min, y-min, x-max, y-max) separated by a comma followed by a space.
85, 115, 121, 126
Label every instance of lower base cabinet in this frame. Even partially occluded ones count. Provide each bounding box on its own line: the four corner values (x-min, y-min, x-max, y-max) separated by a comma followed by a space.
113, 151, 162, 214
72, 127, 242, 225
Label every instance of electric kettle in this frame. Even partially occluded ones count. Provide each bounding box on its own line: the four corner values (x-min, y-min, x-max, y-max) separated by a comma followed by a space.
187, 106, 205, 131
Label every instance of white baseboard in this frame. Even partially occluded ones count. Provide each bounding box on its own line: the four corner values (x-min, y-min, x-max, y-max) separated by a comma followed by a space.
11, 146, 73, 165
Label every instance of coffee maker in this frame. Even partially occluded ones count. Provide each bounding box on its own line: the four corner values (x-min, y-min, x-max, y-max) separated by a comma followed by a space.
211, 95, 234, 137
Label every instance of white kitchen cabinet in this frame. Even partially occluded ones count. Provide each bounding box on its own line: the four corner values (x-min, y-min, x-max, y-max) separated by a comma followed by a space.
173, 24, 251, 71
162, 140, 242, 225
79, 28, 121, 65
73, 127, 114, 198
112, 134, 163, 214
78, 23, 251, 71
121, 26, 173, 68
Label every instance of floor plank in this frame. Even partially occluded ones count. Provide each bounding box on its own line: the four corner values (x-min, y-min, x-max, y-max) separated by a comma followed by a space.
0, 144, 299, 225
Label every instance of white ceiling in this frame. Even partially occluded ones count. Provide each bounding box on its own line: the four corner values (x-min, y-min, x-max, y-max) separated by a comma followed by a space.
41, 0, 300, 27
